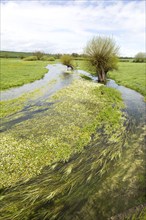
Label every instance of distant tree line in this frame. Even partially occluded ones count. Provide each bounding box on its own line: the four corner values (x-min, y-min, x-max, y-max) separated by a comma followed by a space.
1, 50, 145, 64
0, 50, 88, 60
0, 51, 33, 59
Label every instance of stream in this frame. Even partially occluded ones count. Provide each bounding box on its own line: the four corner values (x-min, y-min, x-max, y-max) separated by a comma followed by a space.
0, 64, 77, 132
0, 64, 145, 219
0, 64, 76, 101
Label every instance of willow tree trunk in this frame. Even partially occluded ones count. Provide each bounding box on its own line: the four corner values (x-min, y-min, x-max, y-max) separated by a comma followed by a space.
67, 64, 74, 70
98, 66, 106, 83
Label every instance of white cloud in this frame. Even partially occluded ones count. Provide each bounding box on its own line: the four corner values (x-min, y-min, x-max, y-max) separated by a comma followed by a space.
1, 0, 145, 56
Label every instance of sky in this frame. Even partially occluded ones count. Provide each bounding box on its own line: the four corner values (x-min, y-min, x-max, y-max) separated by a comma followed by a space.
1, 0, 145, 56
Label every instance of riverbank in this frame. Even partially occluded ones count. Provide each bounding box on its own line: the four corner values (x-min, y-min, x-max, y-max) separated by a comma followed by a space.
76, 60, 146, 99
1, 59, 145, 99
0, 58, 56, 90
108, 62, 146, 99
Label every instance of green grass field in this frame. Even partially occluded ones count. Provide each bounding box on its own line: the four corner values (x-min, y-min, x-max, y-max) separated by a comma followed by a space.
76, 60, 146, 98
108, 62, 146, 98
0, 58, 55, 90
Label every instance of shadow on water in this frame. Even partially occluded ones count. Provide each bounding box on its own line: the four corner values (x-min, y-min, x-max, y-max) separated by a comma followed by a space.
0, 65, 146, 219
0, 102, 54, 132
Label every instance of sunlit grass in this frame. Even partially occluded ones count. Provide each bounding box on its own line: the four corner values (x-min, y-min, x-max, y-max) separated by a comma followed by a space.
0, 58, 56, 90
108, 62, 146, 99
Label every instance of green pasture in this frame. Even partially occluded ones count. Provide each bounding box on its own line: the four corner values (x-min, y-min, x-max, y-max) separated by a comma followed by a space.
108, 62, 146, 98
0, 58, 56, 90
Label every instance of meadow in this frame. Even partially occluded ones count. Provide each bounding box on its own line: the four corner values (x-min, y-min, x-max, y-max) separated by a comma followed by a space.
109, 62, 146, 99
0, 58, 56, 90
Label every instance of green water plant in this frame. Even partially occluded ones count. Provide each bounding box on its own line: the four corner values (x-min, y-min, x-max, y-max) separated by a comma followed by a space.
0, 79, 125, 188
0, 77, 145, 219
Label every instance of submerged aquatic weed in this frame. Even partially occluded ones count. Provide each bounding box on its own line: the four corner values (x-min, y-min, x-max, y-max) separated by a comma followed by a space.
0, 79, 125, 188
0, 63, 145, 219
0, 122, 145, 219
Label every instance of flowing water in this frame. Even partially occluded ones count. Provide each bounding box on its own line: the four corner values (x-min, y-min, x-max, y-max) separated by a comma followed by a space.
0, 64, 76, 101
0, 64, 77, 132
0, 64, 145, 219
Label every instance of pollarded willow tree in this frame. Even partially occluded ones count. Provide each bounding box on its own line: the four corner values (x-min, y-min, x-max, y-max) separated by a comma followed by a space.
134, 52, 146, 63
84, 36, 119, 83
60, 55, 74, 70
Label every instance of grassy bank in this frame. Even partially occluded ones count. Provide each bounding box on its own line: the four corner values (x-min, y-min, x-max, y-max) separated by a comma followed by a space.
0, 58, 56, 90
76, 60, 145, 98
108, 62, 146, 98
0, 79, 125, 188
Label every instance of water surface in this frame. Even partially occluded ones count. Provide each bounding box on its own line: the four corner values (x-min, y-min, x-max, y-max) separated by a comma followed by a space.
0, 64, 75, 101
